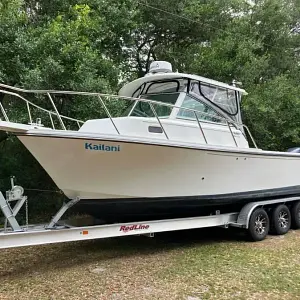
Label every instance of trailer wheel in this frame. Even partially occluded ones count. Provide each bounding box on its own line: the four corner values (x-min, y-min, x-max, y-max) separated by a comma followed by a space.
271, 204, 291, 235
291, 201, 300, 229
248, 208, 269, 241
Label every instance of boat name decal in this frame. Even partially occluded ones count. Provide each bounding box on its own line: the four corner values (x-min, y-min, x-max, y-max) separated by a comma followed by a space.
120, 224, 150, 233
85, 142, 120, 152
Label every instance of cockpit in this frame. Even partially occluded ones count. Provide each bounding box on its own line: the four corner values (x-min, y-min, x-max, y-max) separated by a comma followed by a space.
122, 76, 244, 127
76, 61, 251, 149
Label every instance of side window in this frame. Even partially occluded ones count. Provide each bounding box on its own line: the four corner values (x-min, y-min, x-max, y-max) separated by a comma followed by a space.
177, 94, 225, 123
145, 81, 179, 94
130, 93, 180, 118
200, 83, 238, 116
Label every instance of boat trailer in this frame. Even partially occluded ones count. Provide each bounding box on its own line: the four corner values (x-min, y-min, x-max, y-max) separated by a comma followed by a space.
1, 178, 300, 249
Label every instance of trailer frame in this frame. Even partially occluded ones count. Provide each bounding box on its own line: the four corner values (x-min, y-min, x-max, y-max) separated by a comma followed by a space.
1, 181, 300, 249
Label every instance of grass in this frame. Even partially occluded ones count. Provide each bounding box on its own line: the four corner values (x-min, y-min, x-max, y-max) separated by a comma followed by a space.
1, 227, 300, 299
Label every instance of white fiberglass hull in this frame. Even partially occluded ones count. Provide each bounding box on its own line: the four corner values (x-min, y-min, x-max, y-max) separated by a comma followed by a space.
17, 131, 300, 203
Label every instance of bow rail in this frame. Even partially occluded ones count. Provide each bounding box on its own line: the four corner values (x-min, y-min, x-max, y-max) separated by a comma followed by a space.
0, 83, 257, 148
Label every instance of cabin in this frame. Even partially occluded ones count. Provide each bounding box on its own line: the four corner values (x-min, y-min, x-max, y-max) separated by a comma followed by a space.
80, 61, 250, 148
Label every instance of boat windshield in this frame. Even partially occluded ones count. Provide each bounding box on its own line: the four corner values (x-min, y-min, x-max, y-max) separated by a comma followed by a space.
127, 79, 187, 117
176, 94, 226, 124
191, 82, 238, 116
129, 92, 180, 118
126, 78, 239, 122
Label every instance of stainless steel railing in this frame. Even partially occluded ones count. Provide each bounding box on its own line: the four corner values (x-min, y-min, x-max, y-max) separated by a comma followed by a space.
0, 88, 84, 130
0, 83, 257, 148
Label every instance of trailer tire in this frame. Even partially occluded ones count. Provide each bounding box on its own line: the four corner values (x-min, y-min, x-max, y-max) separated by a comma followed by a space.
291, 201, 300, 229
248, 208, 269, 241
270, 204, 291, 235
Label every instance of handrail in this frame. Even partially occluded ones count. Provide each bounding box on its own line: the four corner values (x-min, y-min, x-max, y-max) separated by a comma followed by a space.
0, 83, 238, 125
47, 93, 66, 130
97, 95, 120, 135
227, 120, 238, 147
242, 124, 258, 148
0, 83, 258, 148
194, 111, 207, 144
0, 84, 241, 126
149, 102, 169, 140
0, 101, 9, 121
0, 89, 84, 127
0, 83, 233, 123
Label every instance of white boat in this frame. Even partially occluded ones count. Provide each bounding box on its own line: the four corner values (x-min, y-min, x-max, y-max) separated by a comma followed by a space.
1, 61, 300, 222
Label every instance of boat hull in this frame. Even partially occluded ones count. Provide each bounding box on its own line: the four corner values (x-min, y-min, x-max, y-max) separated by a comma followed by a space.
16, 132, 300, 221
73, 185, 300, 222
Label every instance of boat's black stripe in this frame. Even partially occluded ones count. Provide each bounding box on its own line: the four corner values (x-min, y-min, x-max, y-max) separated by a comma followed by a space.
78, 185, 300, 206
72, 186, 300, 222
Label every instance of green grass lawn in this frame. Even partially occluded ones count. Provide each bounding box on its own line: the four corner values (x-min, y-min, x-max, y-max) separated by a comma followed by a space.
0, 227, 300, 299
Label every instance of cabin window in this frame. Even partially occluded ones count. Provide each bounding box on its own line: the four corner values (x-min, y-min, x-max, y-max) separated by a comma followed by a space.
145, 81, 179, 94
191, 82, 238, 116
130, 92, 180, 118
177, 94, 225, 123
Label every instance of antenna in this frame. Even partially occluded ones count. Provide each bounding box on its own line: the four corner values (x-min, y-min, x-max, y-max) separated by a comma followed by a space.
232, 79, 242, 87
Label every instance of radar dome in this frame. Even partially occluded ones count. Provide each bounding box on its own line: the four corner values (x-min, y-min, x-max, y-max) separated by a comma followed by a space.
148, 61, 173, 74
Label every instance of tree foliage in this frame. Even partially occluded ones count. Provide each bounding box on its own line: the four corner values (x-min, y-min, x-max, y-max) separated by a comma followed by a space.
0, 0, 300, 216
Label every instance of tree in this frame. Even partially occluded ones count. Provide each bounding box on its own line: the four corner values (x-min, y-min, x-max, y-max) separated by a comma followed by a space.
1, 0, 300, 218
0, 0, 29, 85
